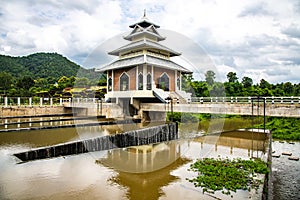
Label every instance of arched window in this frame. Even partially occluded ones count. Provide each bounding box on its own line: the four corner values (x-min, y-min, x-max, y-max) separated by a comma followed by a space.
158, 73, 169, 91
120, 72, 129, 91
138, 73, 143, 90
108, 77, 112, 91
177, 77, 180, 90
147, 73, 152, 90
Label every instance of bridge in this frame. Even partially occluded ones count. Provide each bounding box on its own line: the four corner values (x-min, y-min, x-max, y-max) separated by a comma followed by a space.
141, 96, 300, 118
1, 96, 299, 118
69, 96, 300, 118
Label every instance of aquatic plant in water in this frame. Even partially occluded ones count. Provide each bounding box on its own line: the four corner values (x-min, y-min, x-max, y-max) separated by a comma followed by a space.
187, 157, 269, 196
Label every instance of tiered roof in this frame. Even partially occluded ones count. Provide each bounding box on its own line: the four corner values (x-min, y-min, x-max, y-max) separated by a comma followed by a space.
96, 11, 191, 74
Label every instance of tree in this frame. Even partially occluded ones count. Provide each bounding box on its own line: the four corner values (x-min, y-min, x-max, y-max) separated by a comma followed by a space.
283, 82, 294, 96
0, 72, 14, 94
16, 76, 35, 90
191, 81, 209, 97
182, 74, 194, 93
97, 75, 107, 86
57, 76, 73, 90
205, 70, 215, 86
34, 78, 49, 91
75, 77, 90, 87
210, 82, 225, 97
241, 76, 253, 88
227, 72, 238, 83
259, 79, 270, 89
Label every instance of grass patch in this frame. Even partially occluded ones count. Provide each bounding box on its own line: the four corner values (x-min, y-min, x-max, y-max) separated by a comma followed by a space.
187, 157, 269, 197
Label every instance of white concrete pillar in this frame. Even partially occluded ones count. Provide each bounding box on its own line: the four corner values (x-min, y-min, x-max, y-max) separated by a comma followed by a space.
151, 65, 155, 89
175, 70, 178, 91
50, 98, 53, 106
29, 97, 32, 106
40, 98, 43, 106
111, 70, 114, 91
136, 66, 139, 90
4, 97, 8, 107
60, 98, 62, 106
17, 97, 20, 107
180, 71, 182, 91
143, 64, 147, 90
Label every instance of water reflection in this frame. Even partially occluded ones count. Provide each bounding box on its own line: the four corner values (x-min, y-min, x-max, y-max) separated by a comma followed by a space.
108, 158, 190, 200
98, 141, 182, 173
0, 121, 270, 200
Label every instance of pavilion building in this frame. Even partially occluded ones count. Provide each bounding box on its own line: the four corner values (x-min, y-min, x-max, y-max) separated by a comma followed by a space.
96, 12, 192, 118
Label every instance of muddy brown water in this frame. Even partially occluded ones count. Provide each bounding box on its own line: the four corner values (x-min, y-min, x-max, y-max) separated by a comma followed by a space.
0, 119, 273, 200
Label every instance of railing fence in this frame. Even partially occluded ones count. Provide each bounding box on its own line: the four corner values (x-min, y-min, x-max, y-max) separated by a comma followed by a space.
0, 96, 299, 107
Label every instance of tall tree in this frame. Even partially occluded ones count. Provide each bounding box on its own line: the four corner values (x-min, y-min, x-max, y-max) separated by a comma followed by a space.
283, 82, 294, 96
16, 76, 35, 90
241, 76, 253, 88
227, 72, 238, 83
205, 70, 215, 86
0, 72, 14, 94
181, 74, 194, 93
259, 79, 270, 89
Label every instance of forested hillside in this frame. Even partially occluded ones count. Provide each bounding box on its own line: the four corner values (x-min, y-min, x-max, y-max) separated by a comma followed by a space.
0, 52, 93, 79
0, 52, 105, 97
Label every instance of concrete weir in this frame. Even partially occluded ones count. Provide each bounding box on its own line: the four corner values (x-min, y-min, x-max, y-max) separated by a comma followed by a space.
14, 122, 178, 162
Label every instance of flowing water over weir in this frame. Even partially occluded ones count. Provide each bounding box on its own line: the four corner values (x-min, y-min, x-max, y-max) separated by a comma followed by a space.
14, 122, 178, 162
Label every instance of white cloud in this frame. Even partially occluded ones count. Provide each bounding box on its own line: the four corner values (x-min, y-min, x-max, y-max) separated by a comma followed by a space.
0, 0, 299, 84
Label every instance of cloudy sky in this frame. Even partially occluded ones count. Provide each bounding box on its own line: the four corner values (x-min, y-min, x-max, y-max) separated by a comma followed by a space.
1, 0, 300, 83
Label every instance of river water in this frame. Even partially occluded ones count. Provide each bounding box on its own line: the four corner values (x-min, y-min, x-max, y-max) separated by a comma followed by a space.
270, 141, 300, 199
0, 118, 295, 200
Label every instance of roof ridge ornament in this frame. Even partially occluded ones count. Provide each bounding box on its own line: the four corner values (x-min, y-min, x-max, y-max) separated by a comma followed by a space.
142, 9, 148, 20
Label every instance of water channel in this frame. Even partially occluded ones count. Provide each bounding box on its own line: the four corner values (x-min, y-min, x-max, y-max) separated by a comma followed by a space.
0, 117, 297, 200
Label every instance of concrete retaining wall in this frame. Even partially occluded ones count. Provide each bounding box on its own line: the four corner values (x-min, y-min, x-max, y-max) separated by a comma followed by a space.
1, 106, 69, 118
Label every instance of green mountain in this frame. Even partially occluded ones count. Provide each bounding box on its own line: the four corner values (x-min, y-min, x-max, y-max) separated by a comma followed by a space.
0, 52, 98, 80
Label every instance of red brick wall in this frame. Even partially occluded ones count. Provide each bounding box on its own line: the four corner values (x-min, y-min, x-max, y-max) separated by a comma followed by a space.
113, 67, 136, 91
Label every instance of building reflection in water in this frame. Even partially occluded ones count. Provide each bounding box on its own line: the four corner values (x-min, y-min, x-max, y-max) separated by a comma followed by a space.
96, 141, 190, 200
95, 130, 269, 200
98, 141, 182, 173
